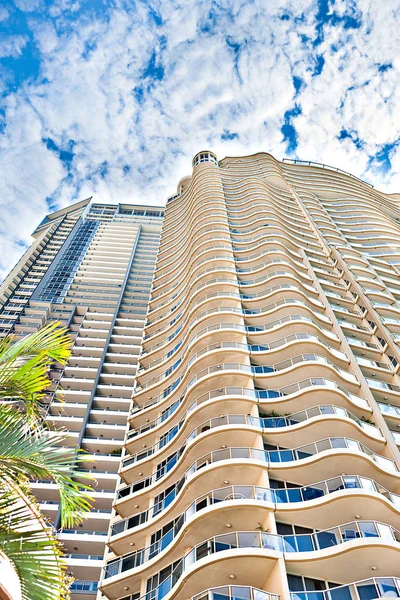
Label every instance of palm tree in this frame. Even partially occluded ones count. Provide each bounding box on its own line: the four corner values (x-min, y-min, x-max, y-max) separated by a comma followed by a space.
0, 321, 72, 423
0, 323, 94, 600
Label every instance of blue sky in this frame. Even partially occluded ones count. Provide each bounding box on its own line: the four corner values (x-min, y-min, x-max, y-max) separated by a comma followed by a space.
1, 0, 400, 276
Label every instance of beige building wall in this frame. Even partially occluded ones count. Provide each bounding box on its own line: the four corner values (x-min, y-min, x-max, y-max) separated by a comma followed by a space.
99, 152, 400, 600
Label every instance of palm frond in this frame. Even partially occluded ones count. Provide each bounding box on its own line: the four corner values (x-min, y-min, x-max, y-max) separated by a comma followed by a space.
0, 322, 72, 366
0, 355, 52, 422
0, 322, 72, 423
0, 486, 68, 600
0, 406, 94, 528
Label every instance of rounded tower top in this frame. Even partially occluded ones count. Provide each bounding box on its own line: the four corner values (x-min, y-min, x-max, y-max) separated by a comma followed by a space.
177, 176, 192, 194
192, 150, 219, 168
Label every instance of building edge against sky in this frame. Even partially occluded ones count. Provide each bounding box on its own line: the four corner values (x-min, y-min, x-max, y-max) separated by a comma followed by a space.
2, 151, 400, 599
99, 151, 400, 600
0, 199, 164, 598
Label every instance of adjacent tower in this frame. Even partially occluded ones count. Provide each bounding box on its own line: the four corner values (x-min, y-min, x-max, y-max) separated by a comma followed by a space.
0, 199, 164, 598
100, 152, 400, 600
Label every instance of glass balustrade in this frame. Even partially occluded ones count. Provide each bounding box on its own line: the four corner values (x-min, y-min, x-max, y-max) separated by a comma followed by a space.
192, 585, 279, 600
142, 309, 336, 372
290, 577, 400, 600
111, 475, 400, 543
122, 407, 381, 468
117, 438, 396, 501
137, 344, 350, 394
378, 401, 400, 418
70, 580, 99, 592
103, 522, 400, 586
137, 374, 368, 413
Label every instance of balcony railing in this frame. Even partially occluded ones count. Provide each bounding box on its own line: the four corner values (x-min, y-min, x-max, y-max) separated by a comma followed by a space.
116, 437, 396, 501
129, 375, 367, 441
140, 324, 338, 376
111, 475, 400, 541
70, 580, 99, 592
103, 521, 399, 586
150, 296, 324, 355
135, 372, 367, 414
66, 553, 103, 561
147, 278, 311, 320
378, 401, 400, 418
137, 341, 349, 393
282, 157, 374, 187
290, 577, 400, 600
193, 585, 278, 600
123, 407, 381, 468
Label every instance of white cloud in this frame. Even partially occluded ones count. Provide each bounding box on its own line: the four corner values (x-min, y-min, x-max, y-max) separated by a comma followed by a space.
1, 0, 400, 277
0, 7, 9, 22
12, 0, 44, 12
0, 34, 29, 58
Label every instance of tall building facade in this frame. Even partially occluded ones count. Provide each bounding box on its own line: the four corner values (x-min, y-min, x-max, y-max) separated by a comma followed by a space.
99, 151, 400, 600
0, 199, 164, 598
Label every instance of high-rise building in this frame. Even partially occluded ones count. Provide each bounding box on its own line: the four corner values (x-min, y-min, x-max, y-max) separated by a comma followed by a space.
0, 198, 164, 599
99, 151, 400, 600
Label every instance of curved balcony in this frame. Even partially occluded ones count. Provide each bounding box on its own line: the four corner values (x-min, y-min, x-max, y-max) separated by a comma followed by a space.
145, 301, 336, 366
132, 379, 370, 432
151, 263, 237, 304
148, 277, 238, 323
244, 297, 325, 317
152, 244, 315, 318
233, 237, 300, 261
161, 216, 228, 256
146, 289, 241, 331
156, 232, 231, 276
153, 245, 233, 289
252, 353, 357, 385
157, 225, 228, 270
145, 287, 327, 356
195, 581, 400, 600
230, 221, 318, 251
102, 531, 281, 600
137, 332, 348, 396
154, 247, 307, 301
154, 259, 315, 315
163, 202, 226, 240
101, 522, 400, 600
228, 208, 305, 229
153, 251, 234, 293
133, 356, 360, 415
128, 375, 369, 444
237, 258, 309, 279
153, 253, 235, 299
227, 203, 306, 224
231, 229, 306, 251
149, 276, 324, 342
110, 475, 400, 555
147, 275, 318, 326
116, 439, 397, 513
151, 260, 313, 318
123, 407, 383, 471
226, 198, 306, 222
137, 341, 248, 392
235, 243, 300, 264
143, 310, 243, 358
139, 330, 344, 388
145, 306, 244, 349
141, 314, 338, 381
238, 269, 312, 289
156, 227, 232, 278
